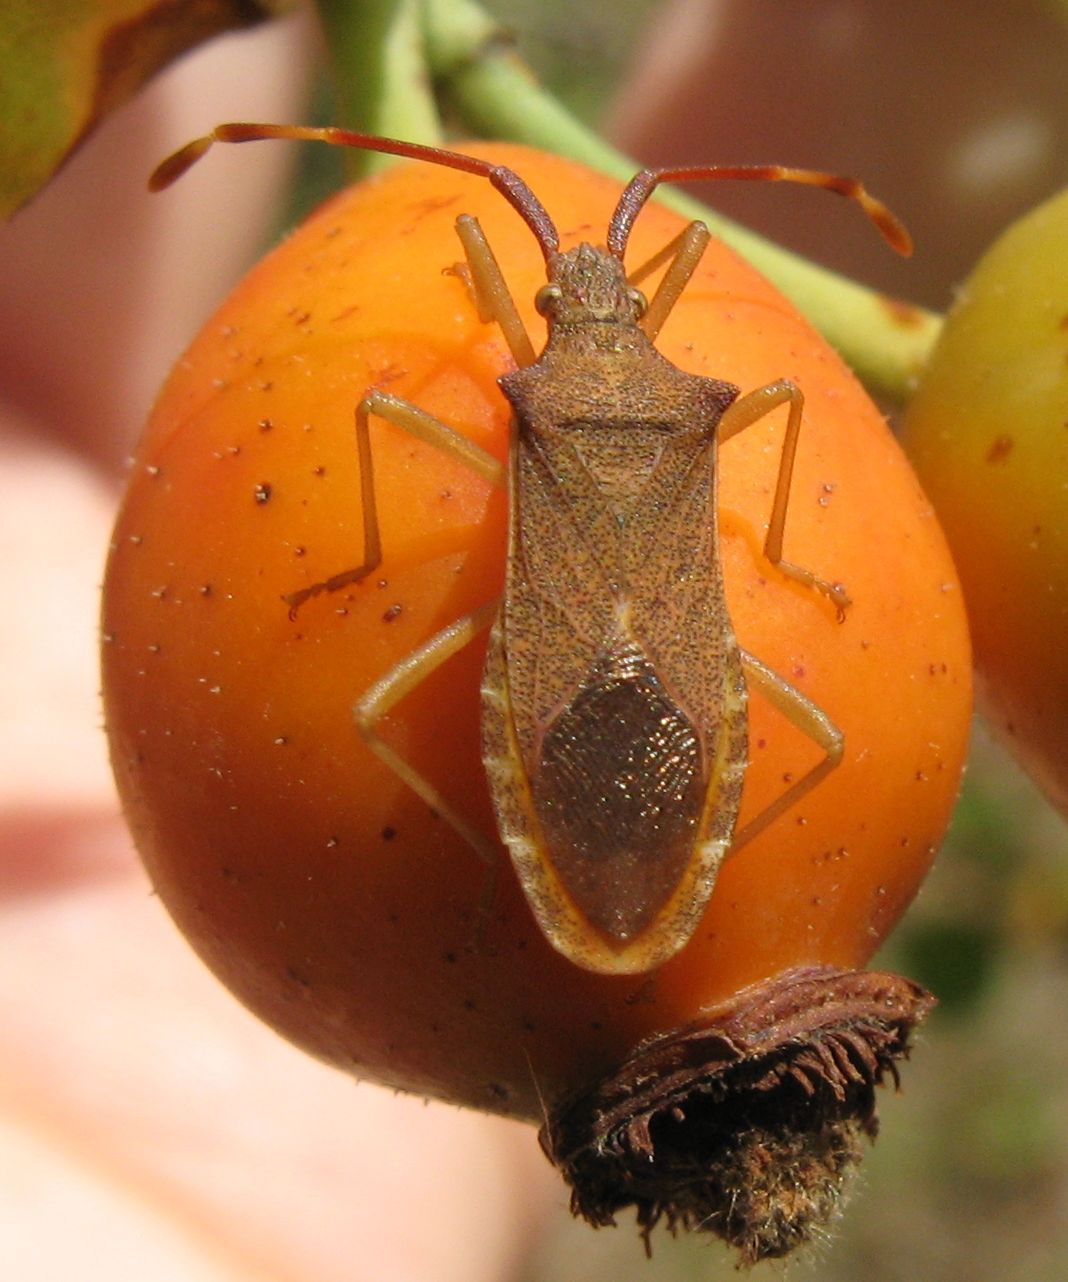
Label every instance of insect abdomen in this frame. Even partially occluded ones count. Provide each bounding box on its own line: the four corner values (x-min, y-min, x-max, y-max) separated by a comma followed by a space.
531, 639, 705, 944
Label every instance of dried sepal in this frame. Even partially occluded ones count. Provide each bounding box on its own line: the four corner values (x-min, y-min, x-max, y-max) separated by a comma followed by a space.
542, 966, 934, 1264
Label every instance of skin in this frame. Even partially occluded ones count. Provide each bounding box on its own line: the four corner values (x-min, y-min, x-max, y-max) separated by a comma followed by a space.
101, 144, 972, 1121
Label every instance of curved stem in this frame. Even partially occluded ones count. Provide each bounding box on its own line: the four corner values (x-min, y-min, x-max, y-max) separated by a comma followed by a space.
314, 0, 442, 173
422, 0, 941, 403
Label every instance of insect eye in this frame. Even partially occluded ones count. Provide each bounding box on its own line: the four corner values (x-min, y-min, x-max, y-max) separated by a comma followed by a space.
627, 287, 648, 318
535, 284, 563, 316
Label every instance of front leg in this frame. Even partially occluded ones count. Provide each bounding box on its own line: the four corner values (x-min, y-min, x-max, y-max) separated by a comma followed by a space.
627, 221, 712, 342
453, 214, 537, 368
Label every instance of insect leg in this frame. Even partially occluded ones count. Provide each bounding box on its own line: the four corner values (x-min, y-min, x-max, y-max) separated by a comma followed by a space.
627, 221, 712, 342
454, 215, 537, 367
718, 380, 850, 617
285, 390, 505, 614
355, 599, 502, 869
731, 648, 844, 851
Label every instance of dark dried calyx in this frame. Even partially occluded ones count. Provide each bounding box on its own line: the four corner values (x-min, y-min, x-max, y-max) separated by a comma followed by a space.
540, 966, 934, 1265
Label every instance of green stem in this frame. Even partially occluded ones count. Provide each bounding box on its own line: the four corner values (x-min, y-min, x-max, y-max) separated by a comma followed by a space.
422, 0, 941, 403
313, 0, 442, 174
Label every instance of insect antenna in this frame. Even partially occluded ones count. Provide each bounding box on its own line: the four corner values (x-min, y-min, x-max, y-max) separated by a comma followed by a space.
149, 123, 562, 260
607, 163, 912, 260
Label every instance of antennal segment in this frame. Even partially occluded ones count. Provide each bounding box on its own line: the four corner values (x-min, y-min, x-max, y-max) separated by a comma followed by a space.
149, 123, 561, 260
608, 163, 912, 260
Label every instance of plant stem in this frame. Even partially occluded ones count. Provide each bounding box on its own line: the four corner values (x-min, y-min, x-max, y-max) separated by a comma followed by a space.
422, 0, 942, 402
314, 0, 442, 174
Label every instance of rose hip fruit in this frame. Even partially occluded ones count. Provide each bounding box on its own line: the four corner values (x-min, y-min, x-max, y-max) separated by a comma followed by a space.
903, 186, 1068, 816
102, 144, 970, 1260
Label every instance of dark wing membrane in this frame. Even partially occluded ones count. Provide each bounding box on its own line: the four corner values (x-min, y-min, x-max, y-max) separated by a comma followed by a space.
499, 419, 744, 947
531, 637, 707, 943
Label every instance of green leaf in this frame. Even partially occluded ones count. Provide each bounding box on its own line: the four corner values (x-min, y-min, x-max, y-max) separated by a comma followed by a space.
0, 0, 293, 215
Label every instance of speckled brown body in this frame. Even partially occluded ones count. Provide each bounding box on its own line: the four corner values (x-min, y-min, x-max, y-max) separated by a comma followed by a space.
481, 244, 746, 974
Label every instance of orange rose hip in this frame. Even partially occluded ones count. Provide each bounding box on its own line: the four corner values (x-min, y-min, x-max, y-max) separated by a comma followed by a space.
102, 141, 970, 1260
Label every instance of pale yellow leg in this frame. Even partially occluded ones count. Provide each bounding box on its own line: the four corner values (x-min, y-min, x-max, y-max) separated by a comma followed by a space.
731, 648, 844, 851
354, 599, 502, 868
627, 221, 712, 342
718, 380, 850, 617
282, 387, 508, 894
284, 389, 505, 614
453, 214, 537, 367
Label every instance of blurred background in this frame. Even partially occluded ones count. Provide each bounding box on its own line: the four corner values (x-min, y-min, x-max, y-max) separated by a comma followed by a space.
3, 1, 1068, 1279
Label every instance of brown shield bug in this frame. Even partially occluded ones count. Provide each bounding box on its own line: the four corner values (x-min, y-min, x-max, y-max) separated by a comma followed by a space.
152, 124, 909, 974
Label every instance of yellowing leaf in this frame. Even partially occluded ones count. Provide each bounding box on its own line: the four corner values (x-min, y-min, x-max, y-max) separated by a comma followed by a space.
0, 0, 293, 215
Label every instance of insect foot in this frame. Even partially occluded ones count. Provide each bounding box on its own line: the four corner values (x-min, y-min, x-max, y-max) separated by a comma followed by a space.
543, 966, 934, 1264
